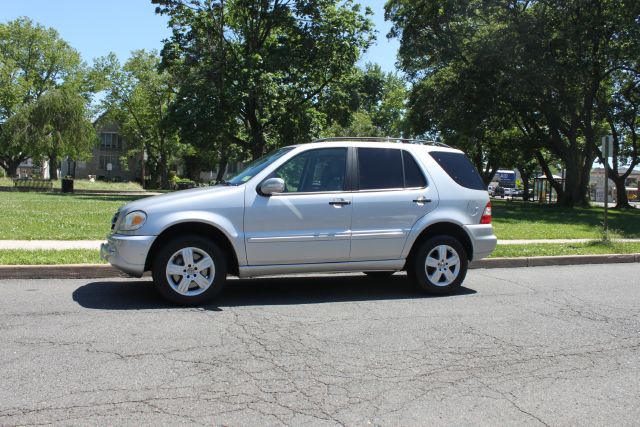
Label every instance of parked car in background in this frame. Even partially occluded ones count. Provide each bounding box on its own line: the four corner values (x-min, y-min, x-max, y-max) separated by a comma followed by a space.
101, 137, 497, 306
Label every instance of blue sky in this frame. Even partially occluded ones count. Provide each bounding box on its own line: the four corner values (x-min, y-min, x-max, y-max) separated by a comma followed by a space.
0, 0, 400, 73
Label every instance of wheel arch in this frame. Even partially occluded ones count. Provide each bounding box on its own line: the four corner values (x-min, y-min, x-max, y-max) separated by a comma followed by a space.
405, 222, 474, 269
145, 222, 240, 276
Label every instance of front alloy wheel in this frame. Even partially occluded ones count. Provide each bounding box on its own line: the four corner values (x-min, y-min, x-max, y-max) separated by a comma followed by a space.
165, 247, 216, 297
153, 235, 227, 305
412, 235, 468, 294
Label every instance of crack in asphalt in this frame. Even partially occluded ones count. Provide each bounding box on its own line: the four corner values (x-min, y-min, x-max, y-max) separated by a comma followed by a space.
1, 267, 640, 425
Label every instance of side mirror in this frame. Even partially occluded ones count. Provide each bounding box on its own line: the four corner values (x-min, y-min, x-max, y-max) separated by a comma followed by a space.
259, 177, 285, 196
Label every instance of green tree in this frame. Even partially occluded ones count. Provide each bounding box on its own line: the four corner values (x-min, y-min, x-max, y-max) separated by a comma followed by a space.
321, 63, 409, 138
0, 18, 94, 178
596, 69, 640, 208
386, 0, 640, 206
154, 0, 374, 178
34, 88, 96, 177
99, 50, 188, 189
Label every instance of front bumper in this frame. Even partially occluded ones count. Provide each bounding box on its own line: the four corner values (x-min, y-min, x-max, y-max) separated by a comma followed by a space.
100, 234, 156, 277
464, 224, 497, 260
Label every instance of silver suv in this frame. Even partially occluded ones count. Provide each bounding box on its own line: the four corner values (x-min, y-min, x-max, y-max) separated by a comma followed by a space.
101, 138, 496, 305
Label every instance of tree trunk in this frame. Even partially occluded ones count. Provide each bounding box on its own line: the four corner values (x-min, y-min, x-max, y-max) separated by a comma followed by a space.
49, 153, 58, 180
612, 175, 631, 209
534, 151, 564, 198
147, 155, 159, 189
5, 160, 21, 178
517, 166, 532, 202
246, 93, 266, 160
215, 156, 228, 183
159, 155, 169, 190
557, 149, 593, 207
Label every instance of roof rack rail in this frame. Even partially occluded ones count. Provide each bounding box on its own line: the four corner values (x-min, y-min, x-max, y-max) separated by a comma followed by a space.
313, 136, 450, 148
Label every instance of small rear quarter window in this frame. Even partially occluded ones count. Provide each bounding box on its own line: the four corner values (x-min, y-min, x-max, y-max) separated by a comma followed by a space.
429, 151, 485, 190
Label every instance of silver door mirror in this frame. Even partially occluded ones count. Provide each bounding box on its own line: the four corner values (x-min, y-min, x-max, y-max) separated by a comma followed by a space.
259, 177, 285, 195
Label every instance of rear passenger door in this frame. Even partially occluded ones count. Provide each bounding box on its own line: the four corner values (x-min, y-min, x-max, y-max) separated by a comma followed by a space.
350, 147, 438, 261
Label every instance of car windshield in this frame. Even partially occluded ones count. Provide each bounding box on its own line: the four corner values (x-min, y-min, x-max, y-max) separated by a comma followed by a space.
226, 147, 295, 185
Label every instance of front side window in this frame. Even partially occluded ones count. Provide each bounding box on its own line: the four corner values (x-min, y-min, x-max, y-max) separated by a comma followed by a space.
272, 148, 347, 193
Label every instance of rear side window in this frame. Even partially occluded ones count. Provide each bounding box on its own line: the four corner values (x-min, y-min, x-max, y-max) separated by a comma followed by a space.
358, 148, 404, 190
429, 151, 485, 190
402, 151, 427, 188
358, 148, 428, 190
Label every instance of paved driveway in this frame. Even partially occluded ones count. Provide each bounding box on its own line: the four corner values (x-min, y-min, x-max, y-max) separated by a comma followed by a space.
1, 265, 639, 425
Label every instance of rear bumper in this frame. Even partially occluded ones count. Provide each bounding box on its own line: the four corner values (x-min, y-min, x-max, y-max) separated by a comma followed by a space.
100, 234, 155, 277
464, 224, 497, 260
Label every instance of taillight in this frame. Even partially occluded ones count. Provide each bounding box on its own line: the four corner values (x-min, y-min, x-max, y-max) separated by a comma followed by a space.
480, 202, 492, 224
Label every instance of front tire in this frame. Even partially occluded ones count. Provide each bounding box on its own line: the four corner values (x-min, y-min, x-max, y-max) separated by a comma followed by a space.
152, 235, 227, 306
411, 235, 468, 295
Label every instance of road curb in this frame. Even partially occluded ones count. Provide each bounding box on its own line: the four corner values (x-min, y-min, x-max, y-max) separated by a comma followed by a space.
0, 264, 128, 280
470, 253, 640, 269
1, 254, 639, 279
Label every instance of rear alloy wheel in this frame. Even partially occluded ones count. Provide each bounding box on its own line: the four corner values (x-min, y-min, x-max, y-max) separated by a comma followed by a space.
412, 235, 468, 295
152, 235, 227, 306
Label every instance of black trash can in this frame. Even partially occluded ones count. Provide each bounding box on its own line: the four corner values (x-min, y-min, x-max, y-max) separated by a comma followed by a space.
61, 178, 74, 193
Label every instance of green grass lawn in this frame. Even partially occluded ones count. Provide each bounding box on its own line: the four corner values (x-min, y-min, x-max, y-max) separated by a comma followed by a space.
0, 192, 147, 240
0, 249, 105, 265
491, 199, 640, 239
1, 242, 640, 264
490, 241, 640, 257
0, 192, 639, 241
0, 177, 144, 191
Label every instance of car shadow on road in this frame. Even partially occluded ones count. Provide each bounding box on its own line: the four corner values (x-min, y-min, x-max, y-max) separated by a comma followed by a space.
73, 274, 477, 311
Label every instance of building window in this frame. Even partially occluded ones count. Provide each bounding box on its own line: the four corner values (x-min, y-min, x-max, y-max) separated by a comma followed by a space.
99, 155, 118, 170
100, 132, 123, 150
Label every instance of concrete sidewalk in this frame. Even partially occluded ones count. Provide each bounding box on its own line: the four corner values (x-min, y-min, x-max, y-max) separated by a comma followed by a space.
2, 238, 640, 250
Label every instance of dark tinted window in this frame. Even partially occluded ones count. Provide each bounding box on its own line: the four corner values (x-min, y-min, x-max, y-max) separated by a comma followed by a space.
273, 148, 347, 192
402, 151, 427, 188
429, 151, 485, 190
358, 148, 404, 190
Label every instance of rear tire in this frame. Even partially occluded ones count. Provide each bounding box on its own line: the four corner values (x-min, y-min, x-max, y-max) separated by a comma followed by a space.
411, 235, 468, 295
152, 235, 227, 306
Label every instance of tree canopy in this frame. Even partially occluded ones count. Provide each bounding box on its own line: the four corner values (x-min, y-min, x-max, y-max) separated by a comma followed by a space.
386, 0, 640, 206
154, 0, 374, 178
0, 17, 95, 178
98, 50, 187, 189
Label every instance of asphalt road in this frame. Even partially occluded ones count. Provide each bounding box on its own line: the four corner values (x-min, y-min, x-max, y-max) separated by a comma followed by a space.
1, 265, 639, 426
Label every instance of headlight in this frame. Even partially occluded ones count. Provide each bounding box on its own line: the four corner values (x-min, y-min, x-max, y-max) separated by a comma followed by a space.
118, 211, 147, 231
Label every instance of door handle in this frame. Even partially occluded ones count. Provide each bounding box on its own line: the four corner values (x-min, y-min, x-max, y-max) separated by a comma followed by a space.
413, 197, 432, 204
329, 199, 351, 206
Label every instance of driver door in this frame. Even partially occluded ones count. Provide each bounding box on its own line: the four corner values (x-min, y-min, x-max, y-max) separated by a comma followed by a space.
244, 148, 353, 265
